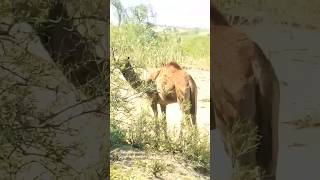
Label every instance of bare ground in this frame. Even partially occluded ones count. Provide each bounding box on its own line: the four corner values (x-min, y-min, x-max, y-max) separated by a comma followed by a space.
111, 146, 209, 180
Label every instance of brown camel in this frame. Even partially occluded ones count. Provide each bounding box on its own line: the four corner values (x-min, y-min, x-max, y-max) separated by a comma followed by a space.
146, 62, 198, 137
212, 5, 280, 180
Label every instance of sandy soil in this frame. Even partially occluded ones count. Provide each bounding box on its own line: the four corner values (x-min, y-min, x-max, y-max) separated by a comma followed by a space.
213, 26, 320, 180
112, 146, 209, 180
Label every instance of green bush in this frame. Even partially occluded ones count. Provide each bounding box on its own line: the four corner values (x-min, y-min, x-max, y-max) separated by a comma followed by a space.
110, 120, 127, 148
111, 105, 210, 173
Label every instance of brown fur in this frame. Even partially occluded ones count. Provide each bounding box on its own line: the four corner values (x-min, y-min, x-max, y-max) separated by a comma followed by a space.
212, 5, 279, 180
146, 62, 197, 136
212, 5, 230, 26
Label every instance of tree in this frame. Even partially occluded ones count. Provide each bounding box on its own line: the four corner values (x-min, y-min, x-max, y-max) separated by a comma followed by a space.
111, 0, 127, 26
131, 4, 149, 24
0, 0, 108, 179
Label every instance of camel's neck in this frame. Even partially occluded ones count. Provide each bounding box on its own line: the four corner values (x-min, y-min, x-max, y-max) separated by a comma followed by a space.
212, 6, 230, 26
120, 60, 157, 98
120, 61, 144, 90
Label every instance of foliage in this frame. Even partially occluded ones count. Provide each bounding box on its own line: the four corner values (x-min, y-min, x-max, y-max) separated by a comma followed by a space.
111, 0, 127, 25
0, 45, 82, 178
110, 119, 127, 148
0, 0, 108, 178
130, 4, 149, 24
110, 2, 209, 69
110, 2, 210, 179
110, 105, 210, 176
111, 23, 209, 69
225, 117, 264, 180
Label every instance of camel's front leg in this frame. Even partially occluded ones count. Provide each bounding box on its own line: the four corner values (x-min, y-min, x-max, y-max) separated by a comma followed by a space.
151, 102, 158, 118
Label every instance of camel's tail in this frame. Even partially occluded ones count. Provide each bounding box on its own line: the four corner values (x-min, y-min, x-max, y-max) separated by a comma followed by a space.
252, 44, 280, 178
189, 76, 197, 126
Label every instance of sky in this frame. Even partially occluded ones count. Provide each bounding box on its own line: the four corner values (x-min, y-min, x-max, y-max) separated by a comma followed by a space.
110, 0, 210, 30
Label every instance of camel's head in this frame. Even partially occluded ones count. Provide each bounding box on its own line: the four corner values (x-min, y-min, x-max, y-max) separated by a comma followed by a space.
145, 78, 158, 99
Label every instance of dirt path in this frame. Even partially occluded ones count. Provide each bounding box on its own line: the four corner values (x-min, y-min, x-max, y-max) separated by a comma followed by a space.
111, 146, 209, 180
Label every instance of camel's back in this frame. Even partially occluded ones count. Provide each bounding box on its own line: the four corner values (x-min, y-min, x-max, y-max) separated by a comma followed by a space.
165, 63, 193, 87
155, 62, 195, 91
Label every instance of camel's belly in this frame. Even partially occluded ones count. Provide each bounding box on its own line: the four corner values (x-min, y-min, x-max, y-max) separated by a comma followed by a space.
159, 92, 177, 105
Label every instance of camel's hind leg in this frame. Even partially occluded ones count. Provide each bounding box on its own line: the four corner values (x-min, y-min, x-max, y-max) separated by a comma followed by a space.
178, 102, 191, 138
150, 101, 161, 141
191, 113, 197, 128
177, 101, 186, 138
160, 104, 168, 140
184, 89, 194, 129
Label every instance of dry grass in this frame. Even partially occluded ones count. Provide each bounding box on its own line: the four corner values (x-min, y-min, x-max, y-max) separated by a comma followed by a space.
110, 105, 210, 179
224, 118, 264, 180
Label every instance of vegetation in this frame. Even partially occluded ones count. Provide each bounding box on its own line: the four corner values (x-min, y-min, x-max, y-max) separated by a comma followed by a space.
110, 106, 210, 178
0, 0, 108, 179
110, 0, 210, 179
226, 118, 264, 179
111, 24, 209, 69
111, 1, 209, 69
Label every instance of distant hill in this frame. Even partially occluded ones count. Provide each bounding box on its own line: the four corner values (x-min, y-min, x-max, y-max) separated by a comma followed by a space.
152, 24, 209, 33
110, 22, 210, 35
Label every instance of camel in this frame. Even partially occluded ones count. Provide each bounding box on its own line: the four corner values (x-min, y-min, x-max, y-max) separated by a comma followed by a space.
212, 5, 280, 180
146, 62, 198, 137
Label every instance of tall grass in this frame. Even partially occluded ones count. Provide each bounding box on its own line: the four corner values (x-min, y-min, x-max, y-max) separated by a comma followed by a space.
110, 105, 210, 178
111, 23, 210, 69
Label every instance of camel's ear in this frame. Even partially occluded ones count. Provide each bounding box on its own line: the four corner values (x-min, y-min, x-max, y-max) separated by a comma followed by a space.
147, 68, 161, 82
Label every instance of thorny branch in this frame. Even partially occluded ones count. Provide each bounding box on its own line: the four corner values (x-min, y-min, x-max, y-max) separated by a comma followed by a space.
0, 0, 108, 178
